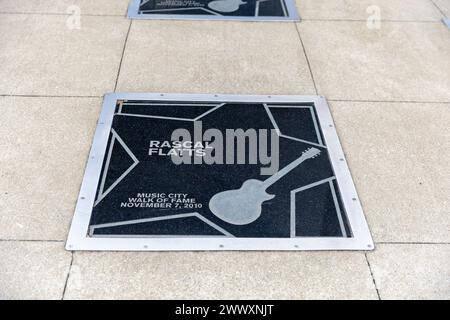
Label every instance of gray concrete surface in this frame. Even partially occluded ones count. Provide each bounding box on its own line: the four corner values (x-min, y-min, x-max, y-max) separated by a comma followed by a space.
0, 0, 448, 300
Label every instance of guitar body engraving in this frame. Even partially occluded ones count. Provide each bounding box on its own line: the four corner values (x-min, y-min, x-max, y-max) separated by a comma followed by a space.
209, 179, 275, 225
208, 0, 247, 13
208, 147, 321, 225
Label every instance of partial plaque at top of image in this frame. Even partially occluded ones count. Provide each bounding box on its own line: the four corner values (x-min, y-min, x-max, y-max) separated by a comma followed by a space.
127, 0, 300, 21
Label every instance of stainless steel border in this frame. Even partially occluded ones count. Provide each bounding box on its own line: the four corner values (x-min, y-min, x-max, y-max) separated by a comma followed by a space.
66, 93, 374, 251
127, 0, 301, 22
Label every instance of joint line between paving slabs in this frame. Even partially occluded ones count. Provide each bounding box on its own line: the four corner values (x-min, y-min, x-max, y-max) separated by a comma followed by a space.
294, 24, 318, 95
301, 18, 443, 23
364, 252, 381, 300
62, 251, 74, 300
114, 20, 133, 92
376, 241, 450, 245
0, 94, 102, 99
0, 11, 445, 22
0, 12, 125, 17
430, 0, 447, 18
329, 99, 450, 104
0, 239, 65, 243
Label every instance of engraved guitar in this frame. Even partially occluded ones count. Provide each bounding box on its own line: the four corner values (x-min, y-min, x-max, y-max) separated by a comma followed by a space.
209, 147, 321, 225
208, 0, 247, 13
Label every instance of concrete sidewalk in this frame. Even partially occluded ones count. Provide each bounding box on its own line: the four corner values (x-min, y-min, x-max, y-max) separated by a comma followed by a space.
0, 0, 449, 299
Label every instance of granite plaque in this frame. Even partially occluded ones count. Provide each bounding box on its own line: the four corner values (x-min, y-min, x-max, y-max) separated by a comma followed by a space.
66, 93, 373, 251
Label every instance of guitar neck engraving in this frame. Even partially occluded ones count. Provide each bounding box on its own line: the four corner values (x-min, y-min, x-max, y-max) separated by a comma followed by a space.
262, 147, 321, 188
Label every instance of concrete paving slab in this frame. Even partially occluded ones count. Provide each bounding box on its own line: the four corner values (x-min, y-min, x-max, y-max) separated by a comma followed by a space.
330, 101, 450, 243
0, 97, 101, 240
0, 0, 448, 300
298, 21, 450, 102
0, 241, 72, 300
0, 14, 129, 96
296, 0, 444, 21
432, 0, 450, 17
367, 244, 450, 299
116, 21, 316, 95
0, 0, 129, 15
64, 251, 378, 299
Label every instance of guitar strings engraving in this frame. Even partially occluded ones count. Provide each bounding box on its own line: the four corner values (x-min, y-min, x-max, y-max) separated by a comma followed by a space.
209, 147, 321, 225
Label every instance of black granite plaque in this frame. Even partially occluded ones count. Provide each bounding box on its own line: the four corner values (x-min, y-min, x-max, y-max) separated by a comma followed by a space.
128, 0, 300, 21
89, 101, 351, 238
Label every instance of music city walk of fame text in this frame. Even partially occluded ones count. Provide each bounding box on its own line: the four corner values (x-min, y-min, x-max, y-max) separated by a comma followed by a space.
120, 193, 203, 209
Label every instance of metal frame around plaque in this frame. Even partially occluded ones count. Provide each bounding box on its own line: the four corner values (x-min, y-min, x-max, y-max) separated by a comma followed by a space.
66, 93, 374, 251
